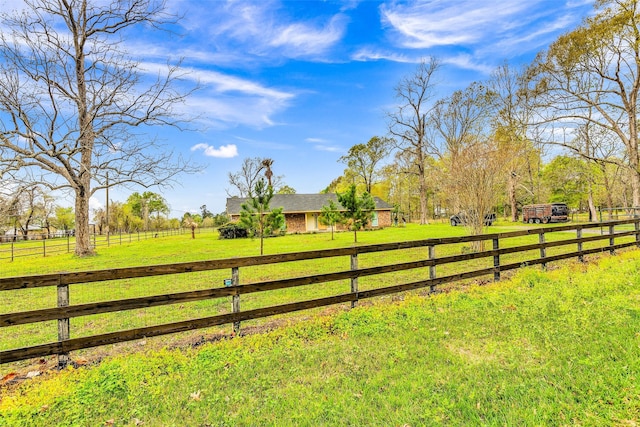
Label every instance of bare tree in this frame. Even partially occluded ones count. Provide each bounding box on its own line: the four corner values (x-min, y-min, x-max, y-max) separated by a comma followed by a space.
387, 58, 440, 225
228, 157, 266, 198
526, 0, 640, 207
489, 63, 539, 221
430, 82, 497, 210
449, 141, 508, 246
430, 82, 512, 242
0, 0, 199, 256
227, 157, 284, 197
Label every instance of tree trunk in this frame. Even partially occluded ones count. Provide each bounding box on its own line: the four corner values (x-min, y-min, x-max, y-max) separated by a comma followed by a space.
418, 156, 429, 225
74, 187, 93, 256
587, 187, 597, 222
508, 171, 518, 222
632, 167, 640, 208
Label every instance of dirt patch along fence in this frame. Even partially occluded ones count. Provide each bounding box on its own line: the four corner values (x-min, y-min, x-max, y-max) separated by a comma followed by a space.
1, 219, 639, 366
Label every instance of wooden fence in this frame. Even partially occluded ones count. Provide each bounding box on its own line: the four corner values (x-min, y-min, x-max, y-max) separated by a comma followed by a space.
1, 219, 639, 366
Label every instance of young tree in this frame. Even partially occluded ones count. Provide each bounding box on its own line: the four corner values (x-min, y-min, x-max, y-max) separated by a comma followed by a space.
541, 156, 592, 209
0, 0, 199, 256
239, 179, 285, 255
387, 58, 440, 225
319, 199, 342, 240
339, 136, 393, 193
429, 82, 511, 243
182, 213, 198, 239
448, 140, 509, 245
13, 186, 40, 239
127, 191, 169, 231
336, 184, 375, 243
53, 207, 75, 235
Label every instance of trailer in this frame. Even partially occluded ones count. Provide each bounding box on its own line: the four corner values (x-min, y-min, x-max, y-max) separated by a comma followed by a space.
522, 203, 569, 224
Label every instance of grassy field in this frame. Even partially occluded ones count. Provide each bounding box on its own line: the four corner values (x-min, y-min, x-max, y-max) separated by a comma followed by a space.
1, 221, 635, 358
1, 248, 639, 426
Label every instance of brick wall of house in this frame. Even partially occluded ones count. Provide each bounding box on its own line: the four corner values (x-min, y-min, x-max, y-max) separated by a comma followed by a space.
377, 210, 392, 227
230, 210, 392, 233
285, 213, 306, 233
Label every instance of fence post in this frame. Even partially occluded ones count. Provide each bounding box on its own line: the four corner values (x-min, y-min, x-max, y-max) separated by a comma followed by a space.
43, 239, 46, 258
57, 278, 70, 368
635, 219, 640, 247
539, 231, 546, 270
350, 253, 358, 308
67, 234, 70, 253
11, 241, 14, 262
609, 224, 615, 254
577, 226, 584, 262
428, 245, 436, 293
232, 266, 241, 335
492, 237, 500, 281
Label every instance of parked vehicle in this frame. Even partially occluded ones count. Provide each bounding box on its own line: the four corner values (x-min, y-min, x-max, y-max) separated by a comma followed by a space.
450, 212, 496, 226
522, 203, 569, 224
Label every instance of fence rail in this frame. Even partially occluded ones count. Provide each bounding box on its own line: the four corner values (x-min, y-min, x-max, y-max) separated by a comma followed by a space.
1, 219, 639, 366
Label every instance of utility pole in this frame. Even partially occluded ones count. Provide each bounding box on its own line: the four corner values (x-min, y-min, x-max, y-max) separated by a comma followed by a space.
106, 172, 110, 244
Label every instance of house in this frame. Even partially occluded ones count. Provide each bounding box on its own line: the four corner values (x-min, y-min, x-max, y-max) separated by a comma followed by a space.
226, 193, 393, 233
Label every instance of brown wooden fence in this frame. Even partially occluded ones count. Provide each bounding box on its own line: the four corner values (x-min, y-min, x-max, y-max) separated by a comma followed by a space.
1, 219, 639, 366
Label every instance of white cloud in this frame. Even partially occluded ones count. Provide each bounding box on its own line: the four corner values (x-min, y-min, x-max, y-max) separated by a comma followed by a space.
89, 196, 103, 212
180, 0, 347, 60
190, 68, 294, 101
380, 0, 590, 57
191, 143, 238, 158
136, 62, 295, 129
441, 54, 494, 74
315, 144, 342, 152
351, 49, 415, 63
269, 14, 348, 56
381, 1, 532, 49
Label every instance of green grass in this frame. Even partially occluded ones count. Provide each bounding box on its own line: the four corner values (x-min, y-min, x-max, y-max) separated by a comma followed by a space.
1, 222, 634, 354
1, 250, 639, 426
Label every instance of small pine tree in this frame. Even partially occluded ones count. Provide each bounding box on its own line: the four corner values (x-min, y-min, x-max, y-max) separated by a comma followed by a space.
336, 184, 375, 243
239, 179, 285, 255
319, 199, 341, 240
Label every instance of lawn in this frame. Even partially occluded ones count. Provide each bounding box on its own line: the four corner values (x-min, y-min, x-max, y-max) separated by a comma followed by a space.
0, 221, 634, 358
1, 249, 639, 426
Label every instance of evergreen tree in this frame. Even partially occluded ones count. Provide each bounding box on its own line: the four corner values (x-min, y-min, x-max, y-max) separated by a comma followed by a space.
239, 179, 285, 255
337, 185, 375, 243
319, 199, 342, 240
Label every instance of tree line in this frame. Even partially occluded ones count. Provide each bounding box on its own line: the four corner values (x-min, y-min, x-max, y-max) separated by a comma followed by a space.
325, 0, 640, 235
0, 186, 228, 240
225, 1, 639, 238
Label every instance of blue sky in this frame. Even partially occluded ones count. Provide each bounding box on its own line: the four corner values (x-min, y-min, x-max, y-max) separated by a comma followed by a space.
3, 0, 597, 217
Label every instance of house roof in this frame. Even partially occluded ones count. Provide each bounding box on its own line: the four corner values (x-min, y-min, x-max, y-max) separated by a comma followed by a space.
226, 193, 392, 215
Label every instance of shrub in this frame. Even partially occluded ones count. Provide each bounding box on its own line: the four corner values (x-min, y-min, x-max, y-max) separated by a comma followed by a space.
217, 223, 248, 239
